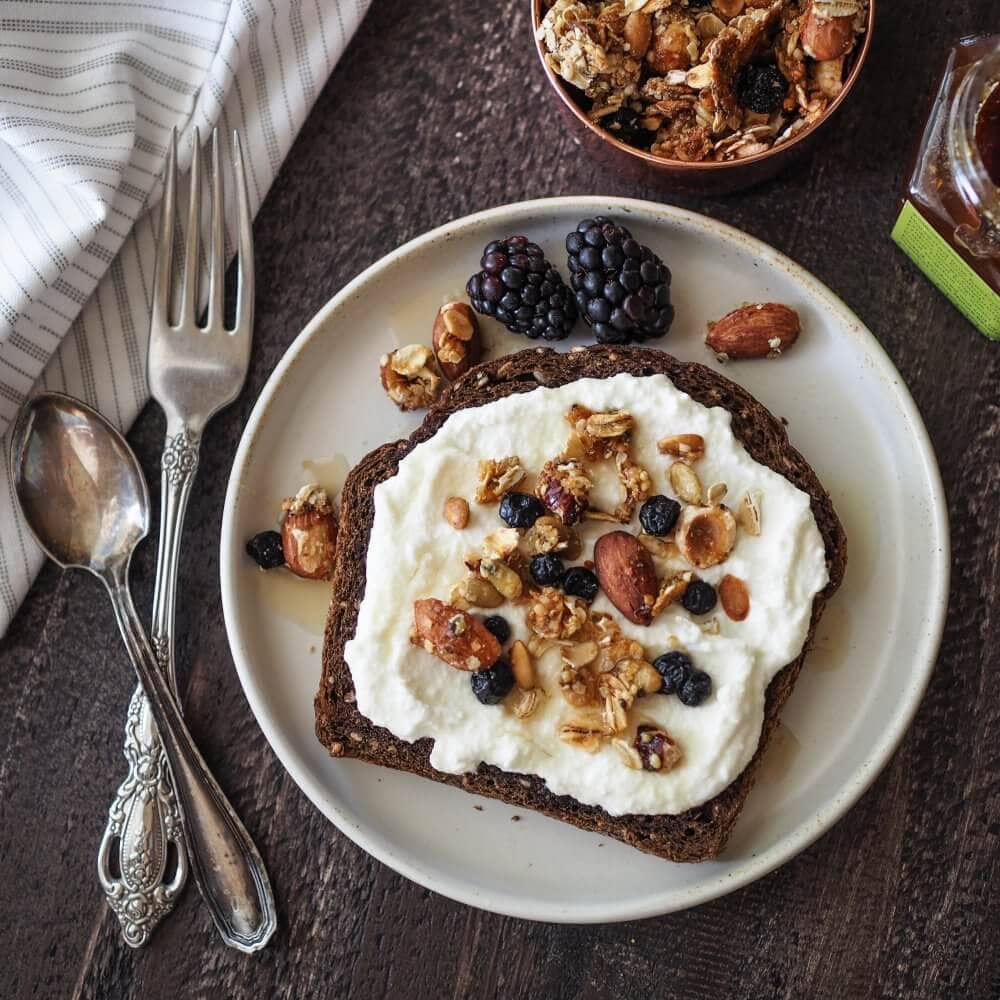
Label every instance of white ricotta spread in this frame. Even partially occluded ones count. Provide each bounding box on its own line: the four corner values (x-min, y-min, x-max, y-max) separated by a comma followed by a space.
344, 373, 828, 816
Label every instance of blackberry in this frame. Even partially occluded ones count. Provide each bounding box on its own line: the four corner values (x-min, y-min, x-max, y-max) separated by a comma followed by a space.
499, 491, 545, 529
566, 217, 673, 344
681, 579, 717, 615
466, 236, 577, 340
653, 651, 693, 695
679, 670, 712, 707
482, 615, 511, 644
246, 530, 284, 570
530, 553, 565, 586
639, 495, 681, 536
737, 63, 788, 115
562, 567, 599, 602
470, 659, 515, 705
596, 107, 655, 151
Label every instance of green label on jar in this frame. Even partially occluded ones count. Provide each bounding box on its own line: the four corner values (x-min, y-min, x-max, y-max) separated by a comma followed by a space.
891, 200, 1000, 341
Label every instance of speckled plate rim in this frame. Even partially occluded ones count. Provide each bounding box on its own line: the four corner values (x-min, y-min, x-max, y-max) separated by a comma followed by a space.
220, 196, 949, 923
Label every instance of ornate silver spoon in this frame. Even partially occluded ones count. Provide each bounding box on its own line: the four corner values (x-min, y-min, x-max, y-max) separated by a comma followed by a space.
10, 392, 276, 953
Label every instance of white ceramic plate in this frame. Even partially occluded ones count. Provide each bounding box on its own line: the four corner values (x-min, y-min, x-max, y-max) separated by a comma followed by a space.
220, 197, 948, 923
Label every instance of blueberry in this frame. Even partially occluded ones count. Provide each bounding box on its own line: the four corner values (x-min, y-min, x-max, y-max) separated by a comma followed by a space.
737, 63, 788, 115
245, 530, 284, 570
652, 651, 693, 695
499, 491, 545, 529
679, 670, 712, 707
530, 553, 565, 586
562, 567, 599, 602
639, 495, 681, 536
470, 659, 515, 705
482, 615, 511, 644
681, 579, 717, 615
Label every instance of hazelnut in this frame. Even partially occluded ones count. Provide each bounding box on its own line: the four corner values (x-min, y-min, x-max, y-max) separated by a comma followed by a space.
647, 21, 698, 73
674, 504, 737, 569
280, 484, 338, 580
432, 302, 481, 381
380, 344, 441, 410
444, 496, 470, 529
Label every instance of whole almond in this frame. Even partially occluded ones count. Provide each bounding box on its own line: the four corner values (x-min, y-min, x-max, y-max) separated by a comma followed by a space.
412, 598, 501, 671
624, 11, 652, 58
719, 574, 750, 621
800, 2, 855, 60
706, 303, 801, 360
432, 302, 481, 381
593, 530, 659, 626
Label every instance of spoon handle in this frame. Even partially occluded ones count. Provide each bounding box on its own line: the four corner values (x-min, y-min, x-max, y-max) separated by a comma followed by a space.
96, 683, 188, 947
105, 567, 277, 954
97, 429, 198, 947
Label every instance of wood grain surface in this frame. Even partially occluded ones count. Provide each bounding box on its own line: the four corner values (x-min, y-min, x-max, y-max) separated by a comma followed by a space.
2, 2, 998, 998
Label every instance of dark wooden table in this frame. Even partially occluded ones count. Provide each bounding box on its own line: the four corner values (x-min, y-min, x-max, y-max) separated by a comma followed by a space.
3, 3, 998, 998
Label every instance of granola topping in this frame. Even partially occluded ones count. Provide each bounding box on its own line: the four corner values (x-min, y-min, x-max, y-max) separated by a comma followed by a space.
476, 456, 526, 503
537, 0, 868, 162
380, 345, 441, 411
346, 373, 830, 816
537, 457, 592, 525
528, 587, 589, 640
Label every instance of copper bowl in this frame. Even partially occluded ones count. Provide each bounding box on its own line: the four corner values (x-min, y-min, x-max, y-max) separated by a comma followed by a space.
531, 0, 875, 195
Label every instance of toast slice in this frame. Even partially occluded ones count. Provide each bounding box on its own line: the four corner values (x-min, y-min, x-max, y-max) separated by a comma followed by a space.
316, 346, 846, 862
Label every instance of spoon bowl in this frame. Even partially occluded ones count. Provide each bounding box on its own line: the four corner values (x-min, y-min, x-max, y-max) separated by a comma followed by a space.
11, 393, 149, 575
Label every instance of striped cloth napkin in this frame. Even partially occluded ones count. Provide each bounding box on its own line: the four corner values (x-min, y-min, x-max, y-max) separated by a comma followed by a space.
0, 0, 370, 636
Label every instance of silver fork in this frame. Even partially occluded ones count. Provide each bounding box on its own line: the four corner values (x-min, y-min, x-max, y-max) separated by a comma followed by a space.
97, 127, 276, 952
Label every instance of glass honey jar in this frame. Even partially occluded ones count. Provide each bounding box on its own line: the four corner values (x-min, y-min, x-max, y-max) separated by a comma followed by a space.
892, 34, 1000, 340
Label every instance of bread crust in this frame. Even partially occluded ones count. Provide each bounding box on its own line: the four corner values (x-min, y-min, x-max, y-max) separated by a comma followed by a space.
316, 346, 847, 862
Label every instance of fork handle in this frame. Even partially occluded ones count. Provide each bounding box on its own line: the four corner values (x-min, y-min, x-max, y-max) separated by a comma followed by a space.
97, 424, 199, 945
152, 423, 201, 694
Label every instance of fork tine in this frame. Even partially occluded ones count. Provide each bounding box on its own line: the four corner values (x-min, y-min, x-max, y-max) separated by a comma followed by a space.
179, 127, 202, 327
205, 128, 225, 330
152, 128, 177, 328
232, 131, 254, 341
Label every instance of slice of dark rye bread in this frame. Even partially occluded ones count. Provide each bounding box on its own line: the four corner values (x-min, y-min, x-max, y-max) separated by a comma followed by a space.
316, 346, 846, 863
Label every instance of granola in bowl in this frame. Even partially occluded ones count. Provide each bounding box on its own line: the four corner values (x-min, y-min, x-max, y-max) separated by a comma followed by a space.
536, 0, 869, 163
